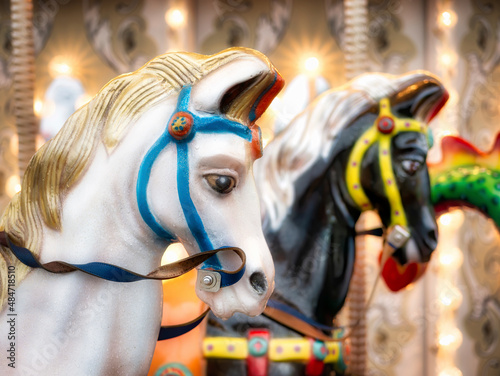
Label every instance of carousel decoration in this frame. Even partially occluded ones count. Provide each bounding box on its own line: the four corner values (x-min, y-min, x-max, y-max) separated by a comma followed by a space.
0, 47, 283, 375
430, 133, 500, 229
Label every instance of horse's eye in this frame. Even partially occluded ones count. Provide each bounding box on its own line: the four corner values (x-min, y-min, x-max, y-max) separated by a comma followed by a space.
205, 174, 236, 194
401, 159, 422, 175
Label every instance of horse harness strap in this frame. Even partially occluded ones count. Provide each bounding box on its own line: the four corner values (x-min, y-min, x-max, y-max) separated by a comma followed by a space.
203, 330, 349, 376
0, 231, 243, 340
346, 97, 428, 228
263, 300, 340, 343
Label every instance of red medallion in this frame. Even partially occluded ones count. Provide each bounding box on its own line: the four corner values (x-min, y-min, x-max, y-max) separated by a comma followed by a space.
377, 116, 395, 134
168, 112, 194, 140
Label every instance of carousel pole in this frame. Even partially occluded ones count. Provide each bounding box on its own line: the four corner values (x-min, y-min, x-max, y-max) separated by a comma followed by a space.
10, 0, 38, 181
344, 0, 369, 375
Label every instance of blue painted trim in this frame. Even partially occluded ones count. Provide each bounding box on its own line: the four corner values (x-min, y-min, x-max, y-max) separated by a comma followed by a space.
136, 131, 176, 242
177, 85, 191, 111
176, 142, 222, 270
196, 118, 252, 141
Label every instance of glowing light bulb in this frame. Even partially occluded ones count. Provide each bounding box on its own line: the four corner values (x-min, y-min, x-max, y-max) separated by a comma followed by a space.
49, 56, 73, 77
165, 8, 185, 28
439, 52, 457, 68
6, 175, 21, 198
438, 247, 463, 269
438, 210, 463, 230
304, 57, 319, 73
438, 327, 462, 350
439, 10, 457, 28
439, 213, 452, 226
439, 367, 462, 376
439, 284, 462, 310
34, 99, 43, 117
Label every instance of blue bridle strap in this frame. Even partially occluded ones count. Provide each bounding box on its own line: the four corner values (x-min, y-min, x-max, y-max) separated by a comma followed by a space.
136, 130, 177, 242
176, 142, 214, 253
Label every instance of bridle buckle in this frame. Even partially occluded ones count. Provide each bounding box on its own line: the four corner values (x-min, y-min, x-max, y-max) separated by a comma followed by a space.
387, 225, 410, 249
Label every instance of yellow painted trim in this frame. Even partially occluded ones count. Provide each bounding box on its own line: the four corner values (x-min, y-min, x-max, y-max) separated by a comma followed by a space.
345, 97, 426, 229
346, 126, 378, 210
203, 337, 248, 359
268, 338, 310, 362
379, 135, 407, 227
324, 342, 342, 363
203, 337, 344, 364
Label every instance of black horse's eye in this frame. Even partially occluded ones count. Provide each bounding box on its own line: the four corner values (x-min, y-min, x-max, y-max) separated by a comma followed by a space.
401, 159, 422, 175
205, 174, 236, 194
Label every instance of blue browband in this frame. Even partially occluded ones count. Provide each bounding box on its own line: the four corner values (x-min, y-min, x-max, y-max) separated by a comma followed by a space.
137, 85, 253, 286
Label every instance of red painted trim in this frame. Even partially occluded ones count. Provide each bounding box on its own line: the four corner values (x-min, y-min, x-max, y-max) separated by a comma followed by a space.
247, 329, 270, 376
251, 71, 284, 124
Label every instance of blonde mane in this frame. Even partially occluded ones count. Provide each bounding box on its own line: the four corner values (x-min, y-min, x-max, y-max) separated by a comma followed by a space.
256, 71, 433, 230
0, 47, 276, 308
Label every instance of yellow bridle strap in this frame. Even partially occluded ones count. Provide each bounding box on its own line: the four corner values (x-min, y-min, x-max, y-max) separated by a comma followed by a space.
203, 337, 346, 364
346, 98, 425, 226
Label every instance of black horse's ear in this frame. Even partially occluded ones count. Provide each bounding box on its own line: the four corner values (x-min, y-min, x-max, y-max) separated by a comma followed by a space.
392, 73, 449, 123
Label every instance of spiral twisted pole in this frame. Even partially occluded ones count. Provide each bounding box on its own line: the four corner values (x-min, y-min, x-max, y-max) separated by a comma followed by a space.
344, 0, 369, 374
344, 0, 369, 80
10, 0, 38, 181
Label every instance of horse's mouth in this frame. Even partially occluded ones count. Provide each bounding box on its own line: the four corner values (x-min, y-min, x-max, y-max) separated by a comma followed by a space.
389, 236, 434, 265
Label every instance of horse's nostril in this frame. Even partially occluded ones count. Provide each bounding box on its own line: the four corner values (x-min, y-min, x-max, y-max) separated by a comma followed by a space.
250, 272, 267, 295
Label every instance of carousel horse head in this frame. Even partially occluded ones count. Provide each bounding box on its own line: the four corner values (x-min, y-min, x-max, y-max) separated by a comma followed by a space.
342, 72, 448, 266
257, 71, 447, 302
0, 48, 283, 319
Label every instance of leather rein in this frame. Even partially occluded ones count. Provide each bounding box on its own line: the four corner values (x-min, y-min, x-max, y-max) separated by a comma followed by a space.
0, 231, 243, 340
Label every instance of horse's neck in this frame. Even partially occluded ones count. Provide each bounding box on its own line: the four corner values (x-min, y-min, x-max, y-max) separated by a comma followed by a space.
41, 142, 167, 272
4, 142, 168, 375
264, 160, 358, 325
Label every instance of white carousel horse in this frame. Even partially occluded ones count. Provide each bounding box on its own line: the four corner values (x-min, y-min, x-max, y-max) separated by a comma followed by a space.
0, 48, 282, 375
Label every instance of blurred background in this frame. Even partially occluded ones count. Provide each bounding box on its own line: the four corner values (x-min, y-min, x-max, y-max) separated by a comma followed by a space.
1, 1, 500, 375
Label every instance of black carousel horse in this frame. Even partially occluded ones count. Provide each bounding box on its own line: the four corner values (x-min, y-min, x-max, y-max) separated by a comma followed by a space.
204, 72, 449, 376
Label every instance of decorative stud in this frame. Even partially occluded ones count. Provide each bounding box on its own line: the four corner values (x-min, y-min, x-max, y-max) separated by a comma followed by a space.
248, 337, 268, 357
377, 116, 395, 134
168, 111, 194, 140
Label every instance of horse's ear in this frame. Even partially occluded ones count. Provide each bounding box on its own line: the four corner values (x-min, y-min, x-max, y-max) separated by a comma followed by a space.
190, 55, 276, 121
392, 72, 449, 123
